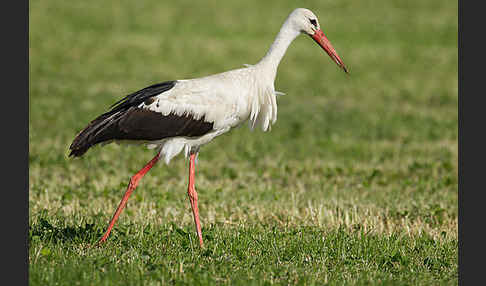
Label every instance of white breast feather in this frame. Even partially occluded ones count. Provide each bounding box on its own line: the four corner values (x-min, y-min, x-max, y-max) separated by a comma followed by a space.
248, 83, 278, 132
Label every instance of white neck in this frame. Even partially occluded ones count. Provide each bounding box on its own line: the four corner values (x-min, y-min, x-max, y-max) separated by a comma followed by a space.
255, 21, 301, 81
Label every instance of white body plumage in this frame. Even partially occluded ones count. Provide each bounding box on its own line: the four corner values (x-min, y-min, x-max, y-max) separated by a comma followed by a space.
142, 64, 281, 164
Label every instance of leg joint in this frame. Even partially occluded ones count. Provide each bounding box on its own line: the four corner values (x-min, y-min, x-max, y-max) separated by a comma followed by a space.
187, 187, 198, 201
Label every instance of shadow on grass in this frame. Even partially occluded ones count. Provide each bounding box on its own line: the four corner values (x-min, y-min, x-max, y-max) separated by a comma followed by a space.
29, 217, 103, 244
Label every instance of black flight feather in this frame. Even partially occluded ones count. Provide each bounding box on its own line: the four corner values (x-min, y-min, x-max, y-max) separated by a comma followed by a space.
69, 80, 214, 157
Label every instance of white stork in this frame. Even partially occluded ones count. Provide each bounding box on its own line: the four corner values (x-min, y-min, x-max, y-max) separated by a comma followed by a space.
69, 8, 348, 247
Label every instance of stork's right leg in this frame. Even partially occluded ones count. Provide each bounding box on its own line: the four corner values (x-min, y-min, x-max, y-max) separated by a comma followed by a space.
97, 151, 161, 244
187, 152, 204, 247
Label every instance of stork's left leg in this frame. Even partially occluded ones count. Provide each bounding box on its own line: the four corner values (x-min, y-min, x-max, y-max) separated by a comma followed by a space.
97, 151, 161, 245
187, 152, 204, 247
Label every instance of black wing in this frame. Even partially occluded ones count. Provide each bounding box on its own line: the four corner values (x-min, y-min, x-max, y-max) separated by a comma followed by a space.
69, 80, 214, 157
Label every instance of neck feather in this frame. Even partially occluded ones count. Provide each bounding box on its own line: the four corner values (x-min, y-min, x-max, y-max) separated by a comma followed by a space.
255, 21, 300, 81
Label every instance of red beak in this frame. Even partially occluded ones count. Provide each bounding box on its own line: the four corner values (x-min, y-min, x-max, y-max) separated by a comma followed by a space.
311, 29, 348, 73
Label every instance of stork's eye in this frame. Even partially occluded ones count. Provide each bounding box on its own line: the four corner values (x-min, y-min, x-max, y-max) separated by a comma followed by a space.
309, 19, 317, 27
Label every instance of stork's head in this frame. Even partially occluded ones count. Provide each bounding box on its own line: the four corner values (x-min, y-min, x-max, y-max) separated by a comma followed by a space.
288, 8, 348, 73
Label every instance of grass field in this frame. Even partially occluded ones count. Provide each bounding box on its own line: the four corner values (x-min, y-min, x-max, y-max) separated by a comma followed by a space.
29, 0, 458, 284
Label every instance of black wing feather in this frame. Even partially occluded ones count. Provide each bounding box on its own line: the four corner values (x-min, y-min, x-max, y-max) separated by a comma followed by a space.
107, 80, 177, 115
69, 80, 214, 157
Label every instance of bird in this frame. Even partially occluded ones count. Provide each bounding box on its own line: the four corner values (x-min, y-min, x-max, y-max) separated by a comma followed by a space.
69, 8, 348, 247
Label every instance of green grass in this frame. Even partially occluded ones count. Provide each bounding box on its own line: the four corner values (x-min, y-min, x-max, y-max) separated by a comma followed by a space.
29, 0, 457, 285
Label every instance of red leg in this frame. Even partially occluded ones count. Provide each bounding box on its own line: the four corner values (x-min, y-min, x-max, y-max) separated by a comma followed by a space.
97, 152, 160, 244
187, 153, 204, 247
